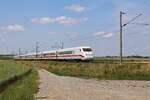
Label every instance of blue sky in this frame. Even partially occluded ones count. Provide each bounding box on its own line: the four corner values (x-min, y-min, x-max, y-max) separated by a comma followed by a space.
0, 0, 150, 56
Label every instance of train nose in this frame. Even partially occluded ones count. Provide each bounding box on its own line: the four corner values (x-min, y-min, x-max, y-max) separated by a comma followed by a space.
86, 54, 93, 56
85, 53, 93, 58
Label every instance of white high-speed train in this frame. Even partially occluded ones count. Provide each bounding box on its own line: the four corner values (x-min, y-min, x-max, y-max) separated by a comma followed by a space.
14, 46, 93, 60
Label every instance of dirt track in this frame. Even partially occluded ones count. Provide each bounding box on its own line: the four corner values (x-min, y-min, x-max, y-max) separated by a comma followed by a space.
35, 69, 150, 100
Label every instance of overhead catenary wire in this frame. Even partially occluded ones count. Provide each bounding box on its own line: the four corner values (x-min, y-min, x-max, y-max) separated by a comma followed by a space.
130, 23, 150, 26
119, 11, 150, 63
123, 14, 142, 27
35, 42, 39, 58
120, 12, 144, 63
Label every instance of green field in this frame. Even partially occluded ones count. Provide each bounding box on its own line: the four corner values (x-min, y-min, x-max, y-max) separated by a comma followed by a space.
0, 61, 30, 83
94, 57, 150, 63
1, 58, 150, 99
0, 55, 13, 60
0, 60, 38, 100
21, 60, 150, 80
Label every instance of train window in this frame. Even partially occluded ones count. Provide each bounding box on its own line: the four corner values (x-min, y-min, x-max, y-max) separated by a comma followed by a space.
58, 51, 73, 55
45, 53, 55, 56
43, 54, 47, 57
50, 53, 56, 55
82, 48, 92, 52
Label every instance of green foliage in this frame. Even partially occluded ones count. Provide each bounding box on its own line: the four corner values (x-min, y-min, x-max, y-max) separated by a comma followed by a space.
0, 55, 13, 60
0, 60, 38, 100
0, 61, 30, 83
93, 56, 150, 63
0, 57, 12, 60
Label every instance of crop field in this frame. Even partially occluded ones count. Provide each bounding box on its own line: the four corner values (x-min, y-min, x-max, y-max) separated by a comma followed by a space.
20, 59, 150, 80
0, 60, 38, 100
93, 57, 150, 64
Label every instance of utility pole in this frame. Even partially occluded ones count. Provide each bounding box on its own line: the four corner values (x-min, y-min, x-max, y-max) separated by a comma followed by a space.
120, 11, 123, 63
35, 42, 39, 58
51, 42, 64, 49
19, 48, 21, 58
61, 42, 64, 49
119, 11, 142, 64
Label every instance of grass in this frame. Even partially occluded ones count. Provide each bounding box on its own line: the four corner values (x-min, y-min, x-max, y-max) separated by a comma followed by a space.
94, 57, 150, 63
0, 60, 38, 100
0, 56, 12, 60
20, 60, 150, 80
0, 60, 31, 84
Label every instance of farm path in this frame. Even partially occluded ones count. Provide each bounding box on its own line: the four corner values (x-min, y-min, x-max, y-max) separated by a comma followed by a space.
35, 69, 150, 100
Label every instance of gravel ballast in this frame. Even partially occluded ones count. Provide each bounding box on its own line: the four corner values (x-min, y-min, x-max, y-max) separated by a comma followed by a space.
35, 69, 150, 100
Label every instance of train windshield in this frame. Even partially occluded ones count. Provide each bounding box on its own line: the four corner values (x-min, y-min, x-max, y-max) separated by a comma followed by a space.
82, 48, 92, 52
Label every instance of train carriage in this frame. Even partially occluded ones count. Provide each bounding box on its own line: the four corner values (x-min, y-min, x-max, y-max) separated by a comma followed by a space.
14, 46, 93, 60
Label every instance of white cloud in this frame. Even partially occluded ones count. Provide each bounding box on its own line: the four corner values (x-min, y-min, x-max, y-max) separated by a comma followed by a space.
103, 33, 113, 38
6, 24, 25, 31
31, 16, 87, 25
65, 4, 85, 12
93, 31, 113, 38
56, 16, 79, 25
1, 24, 25, 33
31, 17, 54, 24
0, 24, 25, 42
93, 32, 105, 36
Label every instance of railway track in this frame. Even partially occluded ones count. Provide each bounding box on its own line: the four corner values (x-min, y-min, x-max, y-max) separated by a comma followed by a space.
14, 58, 150, 64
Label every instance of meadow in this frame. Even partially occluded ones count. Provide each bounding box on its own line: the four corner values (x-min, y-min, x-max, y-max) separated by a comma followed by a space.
20, 60, 150, 80
93, 57, 150, 64
0, 60, 38, 100
1, 58, 150, 99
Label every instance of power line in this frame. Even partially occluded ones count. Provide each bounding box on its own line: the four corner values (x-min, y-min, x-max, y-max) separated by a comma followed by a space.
19, 48, 21, 58
51, 41, 64, 49
123, 14, 142, 27
120, 11, 145, 64
61, 41, 64, 49
35, 42, 39, 58
130, 23, 150, 26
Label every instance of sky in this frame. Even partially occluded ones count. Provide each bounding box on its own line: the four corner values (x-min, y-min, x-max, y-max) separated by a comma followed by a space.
0, 0, 150, 56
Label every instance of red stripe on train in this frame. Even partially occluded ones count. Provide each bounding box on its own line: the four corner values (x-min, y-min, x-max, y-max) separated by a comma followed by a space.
43, 54, 84, 58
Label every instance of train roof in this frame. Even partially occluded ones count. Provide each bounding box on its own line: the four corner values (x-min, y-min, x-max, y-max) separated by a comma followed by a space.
16, 46, 92, 56
42, 46, 91, 53
57, 46, 91, 51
